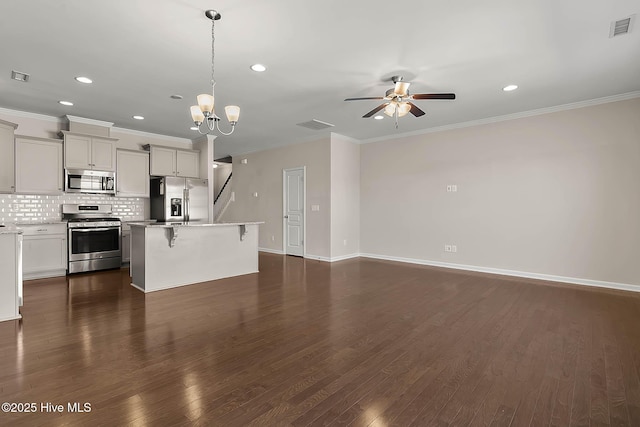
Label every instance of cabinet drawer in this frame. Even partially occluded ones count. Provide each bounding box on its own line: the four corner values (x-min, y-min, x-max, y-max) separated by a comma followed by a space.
20, 223, 67, 236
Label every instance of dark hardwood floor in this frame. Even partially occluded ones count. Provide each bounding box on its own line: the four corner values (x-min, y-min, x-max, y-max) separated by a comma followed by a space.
1, 253, 640, 426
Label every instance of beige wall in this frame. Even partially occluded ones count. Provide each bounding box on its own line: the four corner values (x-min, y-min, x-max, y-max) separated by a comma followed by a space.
225, 138, 331, 258
360, 98, 640, 285
330, 133, 360, 258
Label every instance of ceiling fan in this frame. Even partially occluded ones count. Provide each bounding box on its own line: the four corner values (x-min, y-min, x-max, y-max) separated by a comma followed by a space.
344, 76, 455, 128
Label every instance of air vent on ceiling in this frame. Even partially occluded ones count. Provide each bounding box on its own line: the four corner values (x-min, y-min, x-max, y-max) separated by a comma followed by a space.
609, 14, 635, 37
11, 70, 30, 82
296, 119, 335, 130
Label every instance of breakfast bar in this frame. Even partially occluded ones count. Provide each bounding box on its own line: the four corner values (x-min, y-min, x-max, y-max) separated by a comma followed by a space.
129, 222, 262, 293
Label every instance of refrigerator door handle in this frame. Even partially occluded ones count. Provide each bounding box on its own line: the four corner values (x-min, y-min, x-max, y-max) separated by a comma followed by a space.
184, 188, 189, 222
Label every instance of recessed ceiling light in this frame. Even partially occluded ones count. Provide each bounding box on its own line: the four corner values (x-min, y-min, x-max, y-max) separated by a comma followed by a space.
374, 115, 384, 120
503, 84, 518, 92
75, 76, 93, 84
170, 94, 183, 100
58, 101, 74, 106
250, 64, 267, 72
190, 127, 199, 131
132, 115, 144, 120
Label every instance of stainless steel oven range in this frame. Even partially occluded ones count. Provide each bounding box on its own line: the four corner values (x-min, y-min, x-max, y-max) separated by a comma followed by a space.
63, 204, 121, 274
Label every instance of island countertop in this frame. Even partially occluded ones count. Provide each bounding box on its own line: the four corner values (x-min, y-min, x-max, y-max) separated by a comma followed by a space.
129, 221, 263, 228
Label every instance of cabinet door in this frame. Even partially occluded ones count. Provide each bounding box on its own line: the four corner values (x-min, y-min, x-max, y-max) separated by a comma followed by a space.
0, 123, 15, 193
15, 137, 63, 194
64, 134, 92, 169
176, 150, 200, 178
121, 231, 131, 263
23, 235, 67, 275
150, 146, 176, 176
91, 137, 116, 171
117, 150, 149, 197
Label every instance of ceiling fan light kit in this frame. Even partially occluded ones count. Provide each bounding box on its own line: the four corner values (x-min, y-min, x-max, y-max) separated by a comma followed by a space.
344, 75, 455, 129
190, 9, 240, 136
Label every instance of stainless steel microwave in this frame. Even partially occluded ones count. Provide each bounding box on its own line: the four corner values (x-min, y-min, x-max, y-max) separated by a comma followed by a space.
65, 169, 116, 195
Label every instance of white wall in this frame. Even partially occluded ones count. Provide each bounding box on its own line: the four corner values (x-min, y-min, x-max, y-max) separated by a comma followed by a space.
360, 97, 640, 286
330, 133, 360, 258
224, 138, 331, 258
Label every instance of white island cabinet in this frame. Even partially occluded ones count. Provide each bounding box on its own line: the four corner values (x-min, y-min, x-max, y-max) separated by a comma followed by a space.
0, 228, 22, 322
130, 222, 262, 293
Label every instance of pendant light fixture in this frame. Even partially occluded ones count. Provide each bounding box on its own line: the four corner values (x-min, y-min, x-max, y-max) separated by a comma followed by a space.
190, 10, 240, 136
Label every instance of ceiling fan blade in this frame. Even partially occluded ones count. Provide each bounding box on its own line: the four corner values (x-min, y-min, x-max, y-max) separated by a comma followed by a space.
344, 97, 385, 101
412, 93, 456, 100
362, 104, 387, 118
408, 102, 426, 117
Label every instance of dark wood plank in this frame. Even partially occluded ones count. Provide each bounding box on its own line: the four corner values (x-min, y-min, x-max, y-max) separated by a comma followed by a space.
0, 254, 639, 425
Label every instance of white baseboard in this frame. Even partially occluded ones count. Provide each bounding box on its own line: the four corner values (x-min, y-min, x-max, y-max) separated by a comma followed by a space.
302, 253, 359, 262
259, 247, 284, 255
359, 253, 640, 293
23, 269, 67, 281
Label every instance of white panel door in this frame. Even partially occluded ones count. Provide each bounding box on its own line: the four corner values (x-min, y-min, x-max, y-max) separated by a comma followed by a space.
15, 137, 63, 194
64, 134, 92, 169
0, 121, 16, 192
176, 150, 200, 178
284, 168, 304, 256
116, 150, 149, 197
150, 146, 176, 176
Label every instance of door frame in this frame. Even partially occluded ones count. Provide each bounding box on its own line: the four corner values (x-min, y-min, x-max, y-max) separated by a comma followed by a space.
282, 166, 306, 257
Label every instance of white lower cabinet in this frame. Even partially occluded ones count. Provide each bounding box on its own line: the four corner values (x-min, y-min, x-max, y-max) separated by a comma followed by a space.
0, 232, 22, 322
122, 225, 131, 264
20, 224, 67, 280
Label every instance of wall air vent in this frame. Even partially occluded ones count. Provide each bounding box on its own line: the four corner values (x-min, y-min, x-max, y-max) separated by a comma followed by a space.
11, 70, 30, 82
609, 15, 635, 37
296, 119, 335, 130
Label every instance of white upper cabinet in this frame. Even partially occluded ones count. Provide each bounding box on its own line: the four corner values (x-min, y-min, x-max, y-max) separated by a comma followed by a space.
176, 150, 199, 178
0, 119, 18, 193
148, 145, 200, 178
15, 135, 63, 194
116, 149, 150, 198
62, 131, 117, 171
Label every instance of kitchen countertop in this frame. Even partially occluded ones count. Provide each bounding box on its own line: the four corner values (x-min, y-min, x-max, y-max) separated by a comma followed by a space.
129, 221, 263, 228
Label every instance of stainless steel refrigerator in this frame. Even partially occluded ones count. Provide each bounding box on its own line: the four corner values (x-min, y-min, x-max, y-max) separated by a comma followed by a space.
150, 177, 209, 222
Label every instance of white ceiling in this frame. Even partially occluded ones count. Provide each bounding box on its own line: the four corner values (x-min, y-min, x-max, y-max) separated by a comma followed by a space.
0, 1, 638, 158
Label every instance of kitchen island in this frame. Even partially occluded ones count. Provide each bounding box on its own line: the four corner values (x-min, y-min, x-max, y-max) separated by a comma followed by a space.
129, 222, 262, 293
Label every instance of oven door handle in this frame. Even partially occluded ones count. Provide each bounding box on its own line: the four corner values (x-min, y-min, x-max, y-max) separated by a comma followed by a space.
70, 227, 120, 232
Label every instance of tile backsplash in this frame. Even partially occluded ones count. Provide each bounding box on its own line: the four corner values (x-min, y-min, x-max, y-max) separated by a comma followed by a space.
0, 193, 145, 224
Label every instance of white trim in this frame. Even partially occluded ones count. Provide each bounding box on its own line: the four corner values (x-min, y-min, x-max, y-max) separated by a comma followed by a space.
111, 127, 193, 146
130, 282, 146, 293
359, 253, 640, 293
0, 314, 21, 322
304, 254, 331, 262
302, 253, 359, 262
0, 106, 62, 123
360, 90, 640, 144
259, 247, 284, 255
328, 253, 360, 262
65, 115, 113, 128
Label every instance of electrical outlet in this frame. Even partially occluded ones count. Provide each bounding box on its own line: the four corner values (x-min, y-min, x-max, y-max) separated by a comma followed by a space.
451, 185, 458, 192
343, 239, 347, 246
451, 245, 457, 253
271, 235, 275, 241
445, 245, 452, 252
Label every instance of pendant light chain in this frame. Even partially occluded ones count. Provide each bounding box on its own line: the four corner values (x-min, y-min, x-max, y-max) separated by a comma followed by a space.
210, 16, 216, 108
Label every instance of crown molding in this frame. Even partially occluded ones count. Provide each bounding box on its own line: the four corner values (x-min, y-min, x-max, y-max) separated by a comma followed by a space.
64, 115, 114, 128
111, 126, 193, 146
0, 106, 62, 123
360, 90, 640, 144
